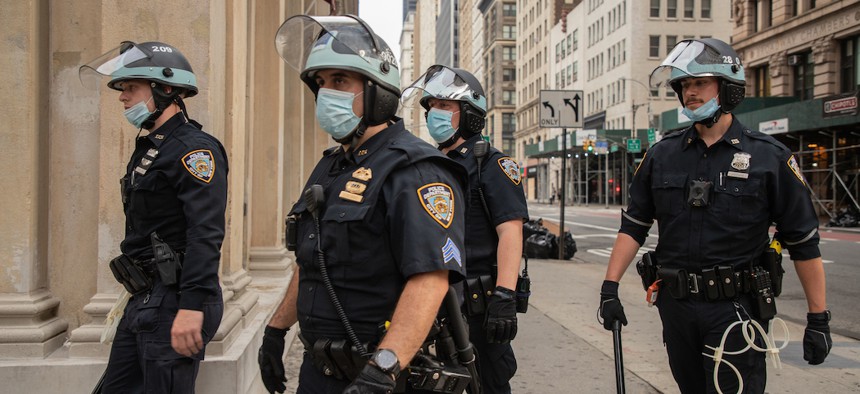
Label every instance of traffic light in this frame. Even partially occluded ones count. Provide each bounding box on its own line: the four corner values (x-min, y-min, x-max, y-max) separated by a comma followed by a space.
583, 139, 594, 152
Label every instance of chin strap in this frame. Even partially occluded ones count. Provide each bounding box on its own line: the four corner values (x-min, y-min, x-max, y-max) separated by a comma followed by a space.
695, 109, 726, 128
437, 130, 462, 149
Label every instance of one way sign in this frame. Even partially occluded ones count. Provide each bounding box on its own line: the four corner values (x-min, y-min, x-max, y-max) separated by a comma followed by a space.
539, 90, 584, 129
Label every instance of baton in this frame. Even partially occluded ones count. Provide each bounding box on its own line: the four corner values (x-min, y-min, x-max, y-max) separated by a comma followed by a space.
443, 286, 482, 394
612, 320, 626, 394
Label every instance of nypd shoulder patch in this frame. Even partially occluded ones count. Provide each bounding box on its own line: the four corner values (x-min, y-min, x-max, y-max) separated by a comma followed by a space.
417, 182, 455, 228
497, 157, 521, 185
182, 149, 215, 183
787, 155, 806, 185
442, 237, 462, 267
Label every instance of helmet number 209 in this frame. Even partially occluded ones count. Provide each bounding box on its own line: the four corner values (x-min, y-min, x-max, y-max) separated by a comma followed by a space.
151, 46, 174, 53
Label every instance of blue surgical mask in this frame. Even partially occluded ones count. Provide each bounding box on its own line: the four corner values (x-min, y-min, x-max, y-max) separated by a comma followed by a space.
124, 96, 154, 129
681, 97, 720, 122
316, 88, 363, 139
427, 108, 459, 143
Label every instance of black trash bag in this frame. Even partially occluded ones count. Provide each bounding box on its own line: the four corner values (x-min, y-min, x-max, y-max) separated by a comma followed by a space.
523, 218, 548, 239
828, 207, 859, 227
550, 231, 577, 260
525, 233, 555, 259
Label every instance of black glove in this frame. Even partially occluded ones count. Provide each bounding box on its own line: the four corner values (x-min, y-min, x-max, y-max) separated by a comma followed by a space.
803, 311, 832, 365
342, 363, 396, 394
258, 325, 289, 393
485, 286, 518, 344
599, 280, 628, 331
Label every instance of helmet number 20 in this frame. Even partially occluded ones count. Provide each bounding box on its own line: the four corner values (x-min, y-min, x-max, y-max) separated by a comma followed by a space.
151, 46, 174, 53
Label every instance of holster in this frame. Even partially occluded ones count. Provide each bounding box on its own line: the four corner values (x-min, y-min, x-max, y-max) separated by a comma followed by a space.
657, 267, 690, 299
463, 275, 494, 317
760, 248, 784, 297
299, 334, 369, 382
636, 252, 659, 291
151, 233, 181, 286
109, 254, 153, 294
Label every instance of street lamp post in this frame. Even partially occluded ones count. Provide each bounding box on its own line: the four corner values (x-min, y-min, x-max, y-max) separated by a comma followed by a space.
619, 78, 653, 207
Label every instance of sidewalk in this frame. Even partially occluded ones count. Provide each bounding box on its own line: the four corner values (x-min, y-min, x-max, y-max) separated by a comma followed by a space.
520, 257, 860, 393
276, 257, 860, 393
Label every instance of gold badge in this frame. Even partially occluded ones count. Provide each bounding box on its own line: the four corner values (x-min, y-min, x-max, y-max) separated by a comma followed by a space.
345, 181, 366, 195
353, 167, 372, 181
339, 190, 363, 203
357, 149, 368, 156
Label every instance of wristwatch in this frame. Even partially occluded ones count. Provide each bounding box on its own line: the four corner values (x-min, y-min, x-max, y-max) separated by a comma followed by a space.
371, 348, 401, 377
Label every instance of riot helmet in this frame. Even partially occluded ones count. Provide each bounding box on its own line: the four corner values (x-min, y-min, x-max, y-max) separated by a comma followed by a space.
649, 38, 746, 123
401, 65, 488, 147
274, 14, 400, 142
80, 41, 198, 129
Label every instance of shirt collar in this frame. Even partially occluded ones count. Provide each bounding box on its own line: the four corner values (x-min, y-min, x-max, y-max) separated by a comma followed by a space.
446, 134, 482, 159
680, 116, 746, 151
144, 113, 186, 147
350, 120, 402, 165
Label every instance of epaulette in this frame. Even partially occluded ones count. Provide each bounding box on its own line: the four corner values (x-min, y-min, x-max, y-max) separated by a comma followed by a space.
322, 146, 339, 157
743, 128, 791, 153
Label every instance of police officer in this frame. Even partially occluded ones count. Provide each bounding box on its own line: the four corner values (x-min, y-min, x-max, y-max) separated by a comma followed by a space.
401, 65, 528, 394
598, 38, 831, 393
79, 41, 227, 392
257, 15, 467, 394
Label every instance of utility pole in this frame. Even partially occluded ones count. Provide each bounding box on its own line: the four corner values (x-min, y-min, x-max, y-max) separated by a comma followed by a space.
559, 128, 567, 260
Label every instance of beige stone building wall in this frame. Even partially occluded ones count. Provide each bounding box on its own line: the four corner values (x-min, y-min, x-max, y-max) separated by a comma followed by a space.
732, 0, 860, 99
0, 1, 355, 392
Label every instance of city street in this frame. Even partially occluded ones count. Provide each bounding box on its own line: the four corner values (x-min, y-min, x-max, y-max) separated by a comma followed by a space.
274, 203, 860, 393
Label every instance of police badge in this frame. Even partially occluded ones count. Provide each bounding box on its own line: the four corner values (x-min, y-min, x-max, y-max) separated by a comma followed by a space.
418, 183, 455, 228
731, 152, 751, 171
182, 149, 215, 183
498, 157, 522, 185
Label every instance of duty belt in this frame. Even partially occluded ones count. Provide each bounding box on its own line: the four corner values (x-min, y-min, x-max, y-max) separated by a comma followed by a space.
660, 265, 754, 302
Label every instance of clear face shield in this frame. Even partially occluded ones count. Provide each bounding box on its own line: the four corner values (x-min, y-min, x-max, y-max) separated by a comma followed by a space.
274, 15, 377, 75
648, 40, 716, 89
400, 65, 483, 111
79, 41, 148, 90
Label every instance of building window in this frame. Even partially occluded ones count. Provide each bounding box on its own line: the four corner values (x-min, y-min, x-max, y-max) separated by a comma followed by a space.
503, 46, 516, 61
573, 29, 579, 50
503, 25, 517, 39
792, 52, 814, 100
650, 0, 660, 17
666, 35, 677, 55
701, 0, 711, 18
502, 113, 516, 134
503, 2, 516, 17
503, 68, 516, 82
684, 0, 694, 18
790, 0, 799, 16
753, 65, 771, 97
649, 35, 660, 57
502, 90, 516, 105
841, 37, 858, 93
668, 0, 678, 18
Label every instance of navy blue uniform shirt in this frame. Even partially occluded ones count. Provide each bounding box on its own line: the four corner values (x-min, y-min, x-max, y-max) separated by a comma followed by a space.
121, 113, 228, 310
621, 116, 820, 271
289, 120, 467, 341
446, 135, 528, 277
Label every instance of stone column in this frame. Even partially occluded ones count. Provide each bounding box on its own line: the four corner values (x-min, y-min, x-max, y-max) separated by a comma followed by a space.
0, 0, 69, 358
813, 35, 837, 98
769, 51, 790, 97
247, 0, 291, 272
